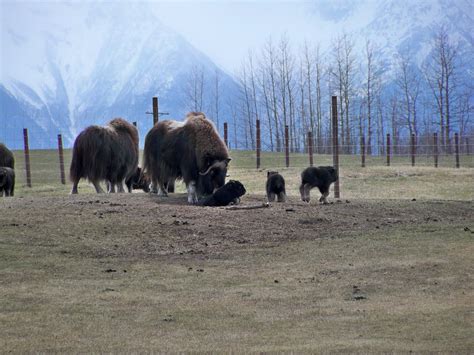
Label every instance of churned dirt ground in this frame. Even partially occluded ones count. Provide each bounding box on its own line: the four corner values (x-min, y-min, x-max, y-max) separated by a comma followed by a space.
1, 193, 473, 352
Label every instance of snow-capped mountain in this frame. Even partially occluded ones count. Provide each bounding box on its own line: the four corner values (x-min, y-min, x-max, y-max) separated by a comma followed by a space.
0, 2, 237, 149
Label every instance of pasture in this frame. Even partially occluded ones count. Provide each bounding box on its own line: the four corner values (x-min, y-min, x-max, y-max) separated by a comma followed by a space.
1, 150, 473, 352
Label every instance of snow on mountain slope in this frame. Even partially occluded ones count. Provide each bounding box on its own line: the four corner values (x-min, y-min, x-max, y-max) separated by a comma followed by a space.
0, 2, 238, 149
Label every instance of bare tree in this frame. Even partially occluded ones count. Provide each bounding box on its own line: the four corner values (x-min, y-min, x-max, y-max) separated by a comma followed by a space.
395, 52, 421, 137
364, 39, 384, 155
184, 64, 205, 112
332, 33, 356, 153
423, 26, 460, 151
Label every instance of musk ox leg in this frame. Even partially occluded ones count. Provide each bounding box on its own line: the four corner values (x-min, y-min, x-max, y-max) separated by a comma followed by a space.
71, 179, 79, 194
300, 183, 311, 203
116, 181, 125, 193
187, 181, 199, 204
319, 190, 330, 204
92, 180, 105, 194
157, 182, 168, 197
150, 178, 159, 194
267, 192, 276, 202
277, 192, 286, 202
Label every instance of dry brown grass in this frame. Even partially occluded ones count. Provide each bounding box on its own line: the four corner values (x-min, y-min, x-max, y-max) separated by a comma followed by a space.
0, 193, 473, 352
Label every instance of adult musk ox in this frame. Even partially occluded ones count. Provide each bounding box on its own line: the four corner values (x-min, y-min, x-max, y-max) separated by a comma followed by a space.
0, 143, 14, 169
0, 167, 15, 197
70, 118, 139, 194
300, 166, 338, 204
143, 112, 230, 204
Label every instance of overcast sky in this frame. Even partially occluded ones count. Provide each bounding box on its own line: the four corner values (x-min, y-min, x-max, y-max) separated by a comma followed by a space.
150, 0, 373, 72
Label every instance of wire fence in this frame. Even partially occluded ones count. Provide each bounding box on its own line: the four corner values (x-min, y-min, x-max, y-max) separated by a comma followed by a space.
4, 127, 473, 194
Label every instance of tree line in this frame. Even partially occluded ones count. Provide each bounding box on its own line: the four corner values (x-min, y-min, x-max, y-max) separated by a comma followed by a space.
183, 26, 473, 154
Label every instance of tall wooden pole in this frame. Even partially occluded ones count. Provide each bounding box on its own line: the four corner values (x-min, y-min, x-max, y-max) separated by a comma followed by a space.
285, 125, 289, 168
223, 122, 228, 148
360, 135, 366, 168
256, 119, 261, 169
152, 97, 158, 125
411, 133, 416, 167
308, 131, 314, 167
23, 128, 32, 187
57, 134, 66, 185
433, 132, 439, 168
331, 96, 340, 198
455, 132, 460, 168
386, 134, 391, 166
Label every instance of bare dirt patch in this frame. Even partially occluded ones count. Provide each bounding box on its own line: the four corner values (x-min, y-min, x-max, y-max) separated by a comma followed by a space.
0, 193, 473, 352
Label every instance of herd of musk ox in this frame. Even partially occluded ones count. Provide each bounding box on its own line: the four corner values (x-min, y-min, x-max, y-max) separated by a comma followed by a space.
0, 112, 338, 204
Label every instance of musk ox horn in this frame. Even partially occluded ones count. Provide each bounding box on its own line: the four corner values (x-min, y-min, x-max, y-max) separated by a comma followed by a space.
199, 160, 228, 176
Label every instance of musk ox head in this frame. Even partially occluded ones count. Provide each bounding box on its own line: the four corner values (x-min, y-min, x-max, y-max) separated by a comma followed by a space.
198, 157, 231, 195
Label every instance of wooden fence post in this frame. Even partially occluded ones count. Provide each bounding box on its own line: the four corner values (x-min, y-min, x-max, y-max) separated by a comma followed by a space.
455, 133, 460, 168
256, 119, 261, 169
285, 125, 289, 168
223, 122, 228, 148
331, 96, 340, 198
152, 97, 158, 125
465, 137, 470, 156
360, 135, 366, 168
386, 133, 391, 166
433, 133, 438, 168
57, 134, 66, 185
411, 133, 416, 167
308, 131, 314, 167
23, 128, 32, 187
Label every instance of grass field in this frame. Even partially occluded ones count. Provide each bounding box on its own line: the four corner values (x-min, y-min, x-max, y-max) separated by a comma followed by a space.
9, 148, 474, 200
1, 149, 473, 352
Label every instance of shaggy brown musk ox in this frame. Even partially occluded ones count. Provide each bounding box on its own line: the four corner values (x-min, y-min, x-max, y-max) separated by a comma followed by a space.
0, 143, 14, 169
70, 118, 139, 194
143, 112, 230, 204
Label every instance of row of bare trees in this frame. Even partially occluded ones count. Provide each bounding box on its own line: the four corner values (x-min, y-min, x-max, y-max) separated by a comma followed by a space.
182, 26, 473, 154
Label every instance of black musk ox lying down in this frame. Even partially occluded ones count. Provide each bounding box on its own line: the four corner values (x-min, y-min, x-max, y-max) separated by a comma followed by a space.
266, 171, 286, 202
198, 180, 246, 206
70, 118, 139, 194
0, 143, 15, 169
143, 112, 230, 204
300, 166, 338, 204
0, 167, 15, 197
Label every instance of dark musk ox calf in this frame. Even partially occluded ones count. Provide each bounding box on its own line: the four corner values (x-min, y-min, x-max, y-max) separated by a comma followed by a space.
300, 166, 338, 204
198, 180, 246, 207
266, 171, 286, 202
70, 118, 139, 194
0, 143, 15, 169
0, 167, 15, 197
143, 112, 230, 204
125, 166, 150, 193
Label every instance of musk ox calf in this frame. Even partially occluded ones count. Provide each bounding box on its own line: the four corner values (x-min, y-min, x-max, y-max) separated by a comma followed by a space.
143, 112, 230, 204
198, 180, 246, 207
266, 171, 286, 202
0, 143, 15, 169
70, 118, 139, 194
0, 167, 15, 197
300, 166, 338, 204
125, 167, 150, 193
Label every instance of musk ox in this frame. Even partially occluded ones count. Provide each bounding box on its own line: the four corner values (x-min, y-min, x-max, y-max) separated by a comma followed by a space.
0, 167, 15, 197
0, 143, 14, 169
198, 180, 246, 206
70, 118, 139, 194
143, 112, 230, 204
266, 171, 286, 202
300, 166, 338, 204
